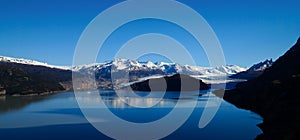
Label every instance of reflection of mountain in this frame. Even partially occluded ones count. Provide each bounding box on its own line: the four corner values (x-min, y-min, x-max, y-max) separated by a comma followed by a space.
107, 97, 169, 109
230, 59, 273, 80
76, 91, 201, 109
0, 95, 51, 113
224, 37, 300, 140
127, 74, 210, 91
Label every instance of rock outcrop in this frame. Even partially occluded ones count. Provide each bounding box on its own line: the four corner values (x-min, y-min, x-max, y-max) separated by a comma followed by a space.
127, 74, 210, 91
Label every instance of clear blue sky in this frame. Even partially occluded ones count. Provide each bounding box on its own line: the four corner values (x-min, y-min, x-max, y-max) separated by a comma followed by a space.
0, 0, 299, 67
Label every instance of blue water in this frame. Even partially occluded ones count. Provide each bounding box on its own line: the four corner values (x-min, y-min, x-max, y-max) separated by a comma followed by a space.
0, 91, 262, 140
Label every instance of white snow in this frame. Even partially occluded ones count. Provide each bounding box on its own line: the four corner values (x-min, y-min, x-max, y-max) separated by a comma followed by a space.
143, 61, 157, 68
0, 56, 70, 70
0, 56, 248, 80
190, 75, 247, 84
69, 59, 247, 76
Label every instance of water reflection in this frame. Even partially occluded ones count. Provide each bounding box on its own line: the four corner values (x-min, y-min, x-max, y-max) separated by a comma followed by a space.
0, 90, 221, 114
72, 90, 223, 109
0, 96, 5, 101
0, 95, 51, 113
108, 97, 167, 108
0, 91, 263, 140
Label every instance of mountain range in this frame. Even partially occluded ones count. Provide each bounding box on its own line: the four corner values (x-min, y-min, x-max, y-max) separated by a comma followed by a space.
74, 58, 248, 88
0, 56, 249, 95
73, 58, 247, 76
0, 56, 247, 76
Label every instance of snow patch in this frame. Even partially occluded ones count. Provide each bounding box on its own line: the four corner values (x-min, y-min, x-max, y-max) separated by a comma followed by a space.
0, 56, 70, 70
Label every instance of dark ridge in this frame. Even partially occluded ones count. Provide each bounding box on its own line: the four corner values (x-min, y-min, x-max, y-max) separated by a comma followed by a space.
224, 37, 300, 140
127, 74, 210, 91
230, 59, 273, 80
0, 62, 72, 95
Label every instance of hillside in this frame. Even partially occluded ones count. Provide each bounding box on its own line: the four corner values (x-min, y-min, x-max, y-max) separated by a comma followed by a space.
230, 59, 273, 80
224, 37, 300, 140
0, 62, 72, 95
127, 74, 210, 91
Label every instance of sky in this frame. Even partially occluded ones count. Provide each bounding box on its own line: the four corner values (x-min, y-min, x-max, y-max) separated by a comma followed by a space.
0, 0, 299, 67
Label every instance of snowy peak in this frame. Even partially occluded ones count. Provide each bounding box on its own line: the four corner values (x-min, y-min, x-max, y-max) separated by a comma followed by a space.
0, 56, 70, 70
0, 56, 247, 76
111, 58, 139, 70
0, 56, 47, 66
145, 61, 157, 68
0, 56, 248, 88
216, 65, 248, 75
248, 59, 273, 72
74, 58, 247, 76
229, 59, 273, 80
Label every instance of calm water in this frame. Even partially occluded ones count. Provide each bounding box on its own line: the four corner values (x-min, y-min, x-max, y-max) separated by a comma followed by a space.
0, 90, 262, 140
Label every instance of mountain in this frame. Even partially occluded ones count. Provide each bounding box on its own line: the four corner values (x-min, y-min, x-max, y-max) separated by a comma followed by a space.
0, 61, 72, 95
223, 37, 300, 140
0, 56, 246, 78
73, 58, 246, 76
126, 74, 210, 91
230, 59, 273, 80
0, 56, 70, 70
75, 58, 245, 79
0, 56, 246, 94
73, 59, 246, 89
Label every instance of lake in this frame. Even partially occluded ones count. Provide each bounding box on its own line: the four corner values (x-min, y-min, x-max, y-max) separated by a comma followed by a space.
0, 90, 262, 140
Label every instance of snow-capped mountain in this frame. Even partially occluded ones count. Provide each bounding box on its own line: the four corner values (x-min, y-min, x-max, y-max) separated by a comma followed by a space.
72, 58, 247, 87
0, 56, 247, 89
247, 59, 273, 72
0, 56, 73, 95
0, 56, 246, 76
0, 56, 70, 70
230, 59, 273, 80
216, 65, 247, 75
73, 58, 246, 76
